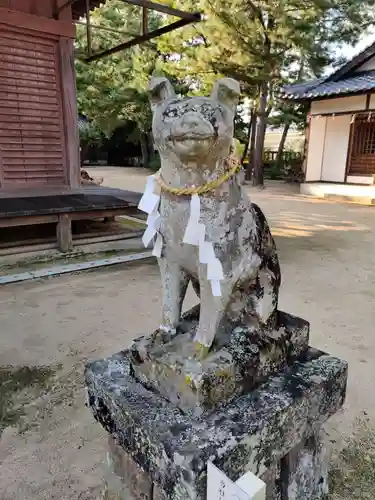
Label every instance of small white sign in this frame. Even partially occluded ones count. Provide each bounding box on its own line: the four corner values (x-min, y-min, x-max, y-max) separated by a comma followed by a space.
207, 461, 266, 500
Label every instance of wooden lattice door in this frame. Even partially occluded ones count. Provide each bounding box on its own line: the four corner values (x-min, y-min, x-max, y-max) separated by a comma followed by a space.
347, 114, 375, 176
0, 26, 67, 188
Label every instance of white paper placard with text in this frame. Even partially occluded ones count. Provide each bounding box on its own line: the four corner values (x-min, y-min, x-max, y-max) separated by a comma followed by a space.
207, 461, 266, 500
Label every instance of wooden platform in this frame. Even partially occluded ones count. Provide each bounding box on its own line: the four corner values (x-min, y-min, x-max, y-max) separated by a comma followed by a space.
0, 186, 142, 252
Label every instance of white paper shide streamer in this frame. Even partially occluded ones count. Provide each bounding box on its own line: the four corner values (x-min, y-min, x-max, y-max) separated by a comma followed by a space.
138, 177, 224, 296
137, 175, 162, 258
182, 194, 223, 297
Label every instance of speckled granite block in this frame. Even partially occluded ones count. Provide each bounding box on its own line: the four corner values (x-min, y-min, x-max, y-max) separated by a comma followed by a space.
85, 348, 347, 500
280, 429, 330, 499
130, 308, 309, 418
106, 434, 152, 500
105, 435, 169, 500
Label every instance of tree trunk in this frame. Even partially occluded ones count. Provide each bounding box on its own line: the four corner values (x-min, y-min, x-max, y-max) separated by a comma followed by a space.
80, 143, 89, 166
241, 113, 252, 165
147, 132, 154, 156
248, 110, 257, 180
252, 82, 268, 187
140, 132, 149, 168
275, 122, 290, 169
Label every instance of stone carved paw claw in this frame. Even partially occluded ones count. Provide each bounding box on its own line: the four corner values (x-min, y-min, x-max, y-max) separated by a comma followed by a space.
151, 326, 177, 346
193, 342, 211, 361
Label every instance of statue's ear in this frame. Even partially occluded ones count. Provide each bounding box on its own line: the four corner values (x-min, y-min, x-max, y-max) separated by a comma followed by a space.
211, 78, 240, 113
149, 77, 176, 112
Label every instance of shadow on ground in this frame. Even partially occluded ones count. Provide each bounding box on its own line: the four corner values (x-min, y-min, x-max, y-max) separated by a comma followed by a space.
1, 175, 375, 500
329, 418, 375, 499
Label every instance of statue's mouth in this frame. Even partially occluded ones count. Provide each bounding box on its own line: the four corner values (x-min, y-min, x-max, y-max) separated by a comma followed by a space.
167, 136, 213, 157
169, 133, 213, 142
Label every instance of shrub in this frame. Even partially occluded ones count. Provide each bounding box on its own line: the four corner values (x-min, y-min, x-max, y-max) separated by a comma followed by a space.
148, 152, 161, 172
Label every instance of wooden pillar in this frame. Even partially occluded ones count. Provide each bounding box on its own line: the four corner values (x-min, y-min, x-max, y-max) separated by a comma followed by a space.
142, 7, 148, 35
59, 37, 80, 188
57, 214, 73, 252
0, 149, 4, 188
302, 110, 311, 176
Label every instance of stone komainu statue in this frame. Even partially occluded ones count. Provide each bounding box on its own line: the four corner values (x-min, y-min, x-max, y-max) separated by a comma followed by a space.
139, 76, 281, 353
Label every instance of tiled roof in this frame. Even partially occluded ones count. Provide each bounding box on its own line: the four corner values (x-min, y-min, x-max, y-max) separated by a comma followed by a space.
78, 115, 90, 132
281, 71, 375, 100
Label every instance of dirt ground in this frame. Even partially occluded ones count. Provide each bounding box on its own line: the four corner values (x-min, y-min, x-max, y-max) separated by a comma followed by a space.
1, 167, 375, 499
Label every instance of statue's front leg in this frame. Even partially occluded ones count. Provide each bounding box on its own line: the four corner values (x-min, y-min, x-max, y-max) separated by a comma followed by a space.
158, 256, 189, 335
194, 274, 231, 357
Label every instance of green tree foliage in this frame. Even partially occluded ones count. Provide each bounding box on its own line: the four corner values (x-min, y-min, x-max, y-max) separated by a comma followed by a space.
155, 0, 375, 184
75, 0, 165, 165
76, 0, 375, 175
78, 120, 105, 165
75, 0, 163, 130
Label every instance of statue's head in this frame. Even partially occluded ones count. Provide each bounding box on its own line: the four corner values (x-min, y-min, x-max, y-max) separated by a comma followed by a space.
149, 77, 240, 165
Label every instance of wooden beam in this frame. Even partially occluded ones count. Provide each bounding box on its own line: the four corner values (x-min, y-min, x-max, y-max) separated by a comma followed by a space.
85, 0, 92, 56
0, 209, 139, 229
0, 7, 76, 39
57, 214, 73, 252
55, 0, 80, 16
121, 0, 199, 21
68, 208, 134, 220
75, 20, 138, 37
310, 108, 375, 118
85, 15, 201, 62
0, 215, 58, 228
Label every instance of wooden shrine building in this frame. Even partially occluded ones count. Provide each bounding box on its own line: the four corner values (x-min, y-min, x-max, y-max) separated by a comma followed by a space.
282, 39, 375, 202
0, 0, 200, 252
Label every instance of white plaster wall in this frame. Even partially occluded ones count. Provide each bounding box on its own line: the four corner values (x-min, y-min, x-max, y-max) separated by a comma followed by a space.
369, 94, 375, 109
320, 115, 351, 182
310, 95, 366, 115
301, 182, 375, 197
355, 55, 375, 72
347, 175, 373, 184
305, 117, 326, 181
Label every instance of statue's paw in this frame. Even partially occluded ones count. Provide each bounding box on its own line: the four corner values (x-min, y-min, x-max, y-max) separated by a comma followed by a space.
151, 325, 177, 345
193, 341, 211, 361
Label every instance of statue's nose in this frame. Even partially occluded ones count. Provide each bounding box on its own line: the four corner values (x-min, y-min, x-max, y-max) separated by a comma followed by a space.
181, 112, 201, 128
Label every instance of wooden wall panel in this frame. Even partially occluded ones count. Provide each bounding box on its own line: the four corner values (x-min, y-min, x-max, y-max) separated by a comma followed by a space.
0, 7, 75, 37
5, 0, 54, 18
0, 26, 67, 188
348, 115, 375, 176
0, 0, 73, 21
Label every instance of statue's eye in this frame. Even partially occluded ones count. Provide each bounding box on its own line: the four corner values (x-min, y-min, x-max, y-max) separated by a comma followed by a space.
163, 107, 182, 120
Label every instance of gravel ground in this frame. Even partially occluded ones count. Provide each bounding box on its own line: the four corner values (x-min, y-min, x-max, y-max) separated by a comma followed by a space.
0, 167, 374, 499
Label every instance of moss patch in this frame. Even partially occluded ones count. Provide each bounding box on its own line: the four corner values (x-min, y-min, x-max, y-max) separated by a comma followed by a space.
0, 365, 56, 432
0, 248, 145, 275
117, 217, 146, 229
329, 419, 375, 499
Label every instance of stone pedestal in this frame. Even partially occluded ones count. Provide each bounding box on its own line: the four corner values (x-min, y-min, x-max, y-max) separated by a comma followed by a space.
130, 308, 310, 418
85, 309, 347, 500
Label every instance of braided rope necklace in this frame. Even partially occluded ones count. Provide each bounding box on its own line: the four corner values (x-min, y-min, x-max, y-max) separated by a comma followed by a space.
138, 154, 242, 309
154, 156, 241, 196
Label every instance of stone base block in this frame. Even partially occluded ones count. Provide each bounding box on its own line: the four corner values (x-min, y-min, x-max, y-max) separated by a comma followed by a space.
104, 435, 166, 500
130, 309, 309, 417
86, 348, 347, 500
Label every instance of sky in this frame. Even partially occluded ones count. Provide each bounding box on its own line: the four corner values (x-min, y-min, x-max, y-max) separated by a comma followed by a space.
337, 30, 375, 60
321, 30, 375, 76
